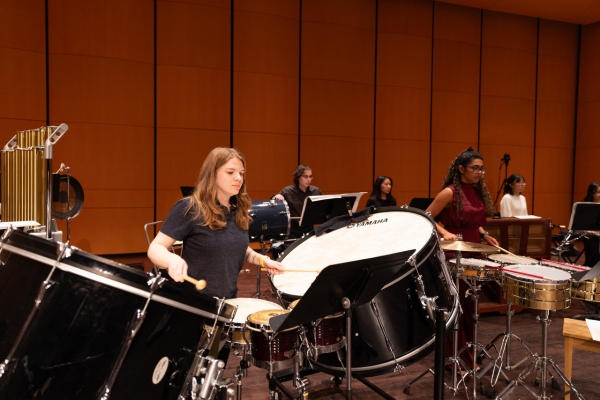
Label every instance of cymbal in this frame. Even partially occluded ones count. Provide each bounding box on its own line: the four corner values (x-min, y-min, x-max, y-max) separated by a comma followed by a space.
439, 240, 500, 253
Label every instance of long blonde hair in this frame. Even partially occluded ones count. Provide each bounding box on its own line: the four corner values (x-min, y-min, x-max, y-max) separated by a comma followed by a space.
185, 147, 252, 230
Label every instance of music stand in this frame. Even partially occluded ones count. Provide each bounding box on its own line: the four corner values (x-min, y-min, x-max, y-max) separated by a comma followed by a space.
270, 249, 414, 399
298, 193, 366, 227
568, 202, 600, 231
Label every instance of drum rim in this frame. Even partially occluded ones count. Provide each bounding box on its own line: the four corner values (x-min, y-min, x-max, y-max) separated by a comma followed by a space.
501, 264, 571, 283
1, 241, 234, 322
273, 206, 439, 293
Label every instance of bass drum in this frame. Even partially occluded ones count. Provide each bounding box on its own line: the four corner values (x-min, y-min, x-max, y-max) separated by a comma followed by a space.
249, 199, 290, 241
0, 229, 234, 400
271, 206, 459, 377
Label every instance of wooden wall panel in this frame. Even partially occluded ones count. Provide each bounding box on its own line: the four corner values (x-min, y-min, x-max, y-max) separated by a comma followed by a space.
156, 0, 231, 224
0, 0, 46, 135
534, 20, 578, 224
479, 11, 537, 213
376, 0, 432, 206
575, 22, 600, 202
49, 0, 154, 254
431, 3, 481, 195
301, 0, 375, 205
233, 0, 300, 201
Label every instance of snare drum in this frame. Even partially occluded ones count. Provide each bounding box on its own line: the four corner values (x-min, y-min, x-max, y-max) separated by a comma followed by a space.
289, 299, 345, 357
224, 298, 283, 349
489, 253, 538, 265
501, 265, 571, 310
246, 309, 298, 373
249, 199, 290, 241
448, 258, 501, 281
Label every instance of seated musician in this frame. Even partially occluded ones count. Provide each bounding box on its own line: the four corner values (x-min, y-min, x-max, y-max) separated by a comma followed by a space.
500, 174, 528, 217
582, 182, 600, 267
273, 165, 322, 239
366, 175, 397, 208
426, 147, 499, 371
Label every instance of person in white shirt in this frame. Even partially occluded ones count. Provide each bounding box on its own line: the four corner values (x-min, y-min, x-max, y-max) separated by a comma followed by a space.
500, 174, 528, 217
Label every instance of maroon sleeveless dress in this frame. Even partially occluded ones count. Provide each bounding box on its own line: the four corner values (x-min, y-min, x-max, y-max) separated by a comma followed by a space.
440, 183, 487, 367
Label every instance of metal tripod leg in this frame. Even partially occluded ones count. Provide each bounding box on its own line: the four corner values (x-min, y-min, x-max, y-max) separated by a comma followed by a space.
488, 303, 534, 386
495, 311, 586, 400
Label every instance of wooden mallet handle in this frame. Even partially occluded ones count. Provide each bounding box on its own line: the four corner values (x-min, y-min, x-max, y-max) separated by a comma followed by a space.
158, 266, 206, 290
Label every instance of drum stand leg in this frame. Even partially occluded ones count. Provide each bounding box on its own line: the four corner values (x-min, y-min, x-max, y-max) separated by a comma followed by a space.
252, 239, 269, 299
465, 279, 514, 400
403, 274, 469, 397
485, 302, 534, 389
495, 311, 586, 400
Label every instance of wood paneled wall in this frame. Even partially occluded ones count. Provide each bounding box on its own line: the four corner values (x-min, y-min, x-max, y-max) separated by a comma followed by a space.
0, 0, 593, 254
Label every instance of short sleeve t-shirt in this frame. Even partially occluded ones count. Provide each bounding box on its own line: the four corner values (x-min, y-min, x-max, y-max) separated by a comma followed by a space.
160, 198, 249, 299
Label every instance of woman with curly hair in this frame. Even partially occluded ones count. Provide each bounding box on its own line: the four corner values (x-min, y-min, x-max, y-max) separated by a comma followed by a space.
426, 147, 499, 371
148, 147, 284, 299
366, 175, 397, 208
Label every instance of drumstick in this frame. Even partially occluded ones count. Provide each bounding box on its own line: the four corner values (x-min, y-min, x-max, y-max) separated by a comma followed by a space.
491, 244, 533, 262
484, 264, 557, 281
540, 258, 589, 271
260, 268, 321, 274
158, 266, 207, 290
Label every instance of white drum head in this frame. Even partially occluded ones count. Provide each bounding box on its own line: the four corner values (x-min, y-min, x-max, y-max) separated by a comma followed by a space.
272, 210, 435, 297
448, 258, 500, 268
225, 298, 282, 325
489, 254, 537, 265
502, 264, 571, 284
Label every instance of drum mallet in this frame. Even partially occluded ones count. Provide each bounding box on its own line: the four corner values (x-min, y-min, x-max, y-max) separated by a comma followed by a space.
158, 266, 206, 290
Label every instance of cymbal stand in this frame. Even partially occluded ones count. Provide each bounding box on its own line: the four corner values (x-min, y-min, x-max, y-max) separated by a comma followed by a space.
462, 276, 515, 399
495, 311, 585, 400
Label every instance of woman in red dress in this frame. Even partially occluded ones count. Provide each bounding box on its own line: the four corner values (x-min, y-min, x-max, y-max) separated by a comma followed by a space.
426, 147, 499, 371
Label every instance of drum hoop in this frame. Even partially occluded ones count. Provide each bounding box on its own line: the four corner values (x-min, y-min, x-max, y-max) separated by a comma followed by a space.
278, 206, 437, 262
282, 199, 291, 239
0, 242, 233, 322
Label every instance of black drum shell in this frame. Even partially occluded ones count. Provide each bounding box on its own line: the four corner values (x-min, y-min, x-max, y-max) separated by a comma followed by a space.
0, 230, 229, 399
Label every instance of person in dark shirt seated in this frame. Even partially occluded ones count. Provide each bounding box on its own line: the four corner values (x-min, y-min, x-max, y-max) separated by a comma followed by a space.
582, 182, 600, 267
273, 165, 323, 238
366, 175, 397, 208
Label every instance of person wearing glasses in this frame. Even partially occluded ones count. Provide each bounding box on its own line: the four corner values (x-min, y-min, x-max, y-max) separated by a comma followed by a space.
500, 174, 528, 217
426, 147, 499, 371
273, 165, 323, 238
366, 175, 397, 208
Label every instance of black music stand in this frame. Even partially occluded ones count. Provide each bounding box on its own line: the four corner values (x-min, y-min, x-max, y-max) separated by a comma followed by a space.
298, 193, 364, 227
270, 249, 414, 399
568, 202, 600, 231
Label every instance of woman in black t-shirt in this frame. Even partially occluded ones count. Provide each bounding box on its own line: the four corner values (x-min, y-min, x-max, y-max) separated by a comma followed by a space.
148, 147, 284, 299
366, 175, 397, 208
